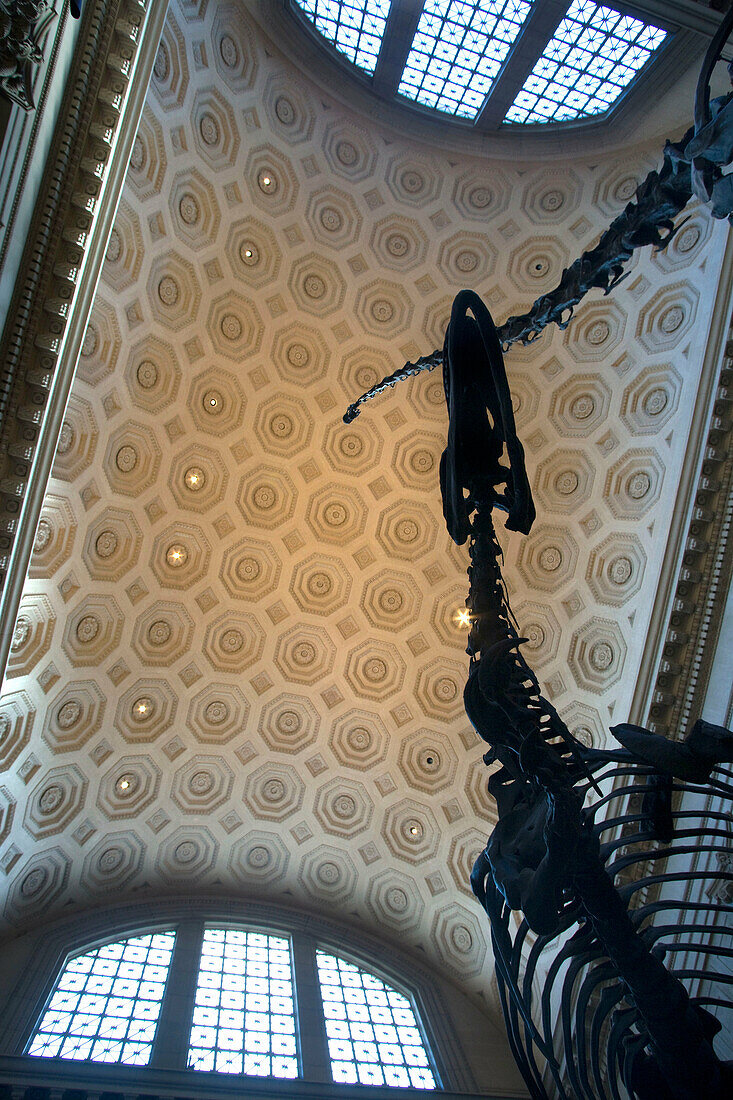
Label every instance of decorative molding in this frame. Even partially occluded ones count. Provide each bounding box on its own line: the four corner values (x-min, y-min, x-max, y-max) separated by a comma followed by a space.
0, 1056, 500, 1100
629, 227, 733, 737
0, 0, 59, 111
0, 0, 169, 684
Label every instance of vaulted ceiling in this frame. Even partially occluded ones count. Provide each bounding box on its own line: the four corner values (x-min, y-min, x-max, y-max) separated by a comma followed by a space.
0, 0, 727, 1018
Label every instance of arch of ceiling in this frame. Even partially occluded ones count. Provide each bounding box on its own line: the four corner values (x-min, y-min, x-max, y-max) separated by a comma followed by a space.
0, 0, 729, 1027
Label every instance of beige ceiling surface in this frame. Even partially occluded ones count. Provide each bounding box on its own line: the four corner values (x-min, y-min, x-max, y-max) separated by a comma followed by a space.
0, 0, 727, 1007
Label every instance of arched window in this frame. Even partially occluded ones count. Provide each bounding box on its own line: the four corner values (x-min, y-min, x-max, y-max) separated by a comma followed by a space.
317, 950, 436, 1089
289, 0, 670, 125
187, 929, 298, 1078
26, 931, 175, 1066
22, 919, 439, 1092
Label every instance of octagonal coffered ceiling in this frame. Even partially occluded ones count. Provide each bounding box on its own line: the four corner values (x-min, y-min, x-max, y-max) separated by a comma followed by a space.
0, 0, 727, 1018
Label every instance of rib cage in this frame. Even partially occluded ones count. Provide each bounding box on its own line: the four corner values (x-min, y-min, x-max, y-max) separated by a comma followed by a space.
486, 762, 733, 1100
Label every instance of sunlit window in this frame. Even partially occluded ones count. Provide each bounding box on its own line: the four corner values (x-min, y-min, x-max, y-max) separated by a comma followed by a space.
289, 1, 670, 128
399, 0, 534, 119
505, 0, 667, 123
316, 950, 437, 1089
187, 928, 299, 1079
25, 922, 442, 1088
26, 932, 175, 1066
294, 0, 392, 74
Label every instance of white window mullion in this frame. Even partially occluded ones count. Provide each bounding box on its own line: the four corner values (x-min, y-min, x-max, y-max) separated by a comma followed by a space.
148, 919, 205, 1071
291, 933, 332, 1083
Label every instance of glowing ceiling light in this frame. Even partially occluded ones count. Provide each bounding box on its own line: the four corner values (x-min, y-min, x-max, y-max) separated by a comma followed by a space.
399, 0, 534, 120
166, 545, 188, 568
184, 467, 204, 491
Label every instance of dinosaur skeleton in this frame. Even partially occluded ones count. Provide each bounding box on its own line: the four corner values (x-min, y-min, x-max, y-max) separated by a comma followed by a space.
338, 12, 733, 1090
438, 289, 733, 1100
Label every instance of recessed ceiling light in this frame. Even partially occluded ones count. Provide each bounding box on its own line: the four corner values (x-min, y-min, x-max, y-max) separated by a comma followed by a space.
258, 171, 277, 193
184, 466, 205, 491
166, 544, 188, 568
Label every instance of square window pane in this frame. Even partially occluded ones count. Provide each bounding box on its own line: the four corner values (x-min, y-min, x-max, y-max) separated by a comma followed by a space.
333, 1060, 359, 1084
358, 1062, 385, 1086
272, 1054, 299, 1078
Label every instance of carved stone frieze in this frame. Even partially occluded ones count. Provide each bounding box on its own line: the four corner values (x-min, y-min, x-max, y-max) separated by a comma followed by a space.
329, 708, 389, 771
77, 296, 122, 387
156, 825, 218, 883
82, 831, 144, 893
5, 847, 69, 924
382, 798, 439, 865
128, 105, 167, 203
259, 691, 319, 754
298, 843, 357, 904
0, 0, 57, 111
24, 763, 86, 838
131, 600, 194, 667
366, 868, 425, 931
313, 776, 373, 839
151, 9, 188, 111
6, 592, 55, 677
114, 677, 177, 744
229, 829, 289, 886
186, 682, 249, 744
44, 680, 105, 753
169, 167, 220, 250
170, 755, 234, 814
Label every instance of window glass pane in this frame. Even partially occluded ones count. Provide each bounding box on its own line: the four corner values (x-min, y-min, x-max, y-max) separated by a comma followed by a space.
294, 1, 392, 74
316, 950, 437, 1089
399, 0, 534, 119
504, 0, 667, 124
26, 932, 176, 1066
188, 928, 299, 1079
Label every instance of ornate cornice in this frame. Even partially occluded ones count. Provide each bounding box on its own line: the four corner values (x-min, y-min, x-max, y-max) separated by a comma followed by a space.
629, 228, 733, 738
0, 0, 168, 684
0, 1, 71, 282
646, 316, 733, 738
606, 232, 733, 900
